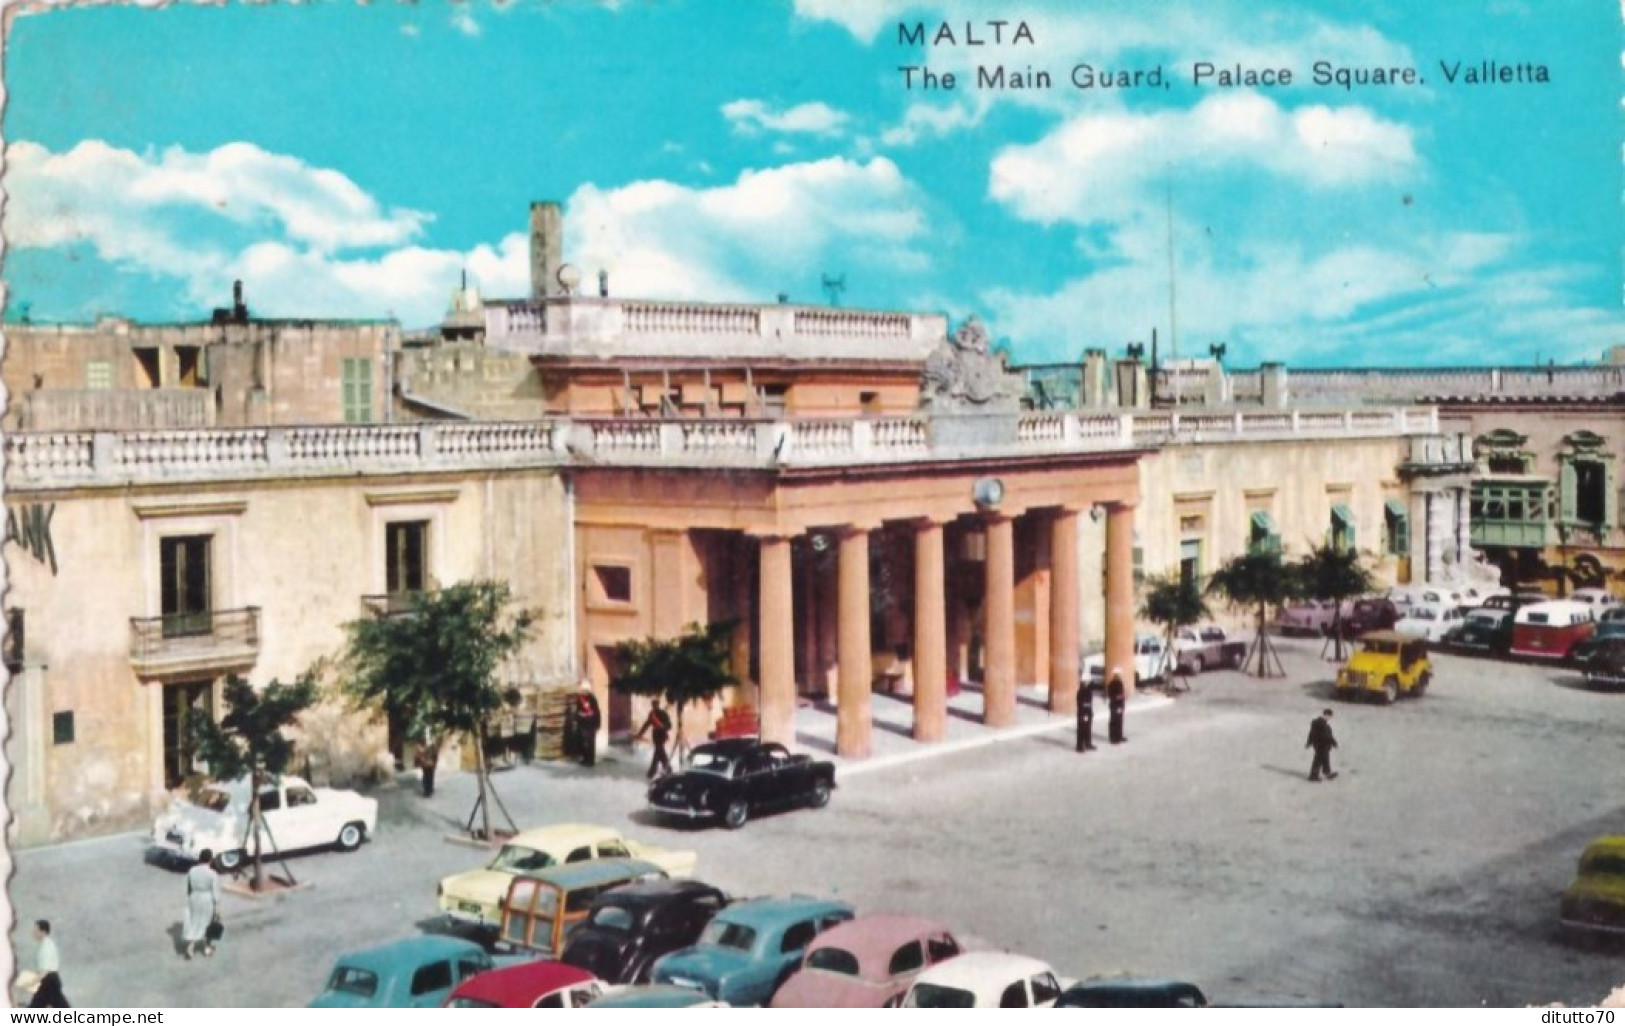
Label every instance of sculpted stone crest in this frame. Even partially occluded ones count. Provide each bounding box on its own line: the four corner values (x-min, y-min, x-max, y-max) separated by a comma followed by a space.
920, 317, 1024, 412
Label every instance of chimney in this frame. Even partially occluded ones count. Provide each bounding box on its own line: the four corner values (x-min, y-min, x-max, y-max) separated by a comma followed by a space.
1260, 361, 1290, 409
529, 202, 564, 301
1082, 348, 1108, 407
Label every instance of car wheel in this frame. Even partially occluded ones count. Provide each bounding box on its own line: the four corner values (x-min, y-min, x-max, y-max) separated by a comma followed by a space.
1229, 649, 1244, 669
1414, 671, 1431, 696
807, 780, 832, 809
214, 849, 244, 872
336, 821, 365, 852
723, 800, 749, 830
1382, 677, 1398, 705
1190, 655, 1204, 674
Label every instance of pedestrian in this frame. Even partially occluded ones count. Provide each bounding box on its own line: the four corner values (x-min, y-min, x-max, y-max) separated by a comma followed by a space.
182, 850, 222, 960
1075, 682, 1095, 752
637, 696, 674, 779
1307, 708, 1339, 782
574, 680, 602, 768
28, 920, 69, 1008
1107, 670, 1128, 744
415, 735, 440, 798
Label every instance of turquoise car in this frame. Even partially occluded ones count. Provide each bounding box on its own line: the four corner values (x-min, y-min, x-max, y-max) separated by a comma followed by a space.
649, 896, 854, 1006
309, 936, 494, 1008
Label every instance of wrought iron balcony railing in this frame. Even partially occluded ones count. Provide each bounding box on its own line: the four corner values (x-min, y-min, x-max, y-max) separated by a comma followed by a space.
129, 607, 261, 676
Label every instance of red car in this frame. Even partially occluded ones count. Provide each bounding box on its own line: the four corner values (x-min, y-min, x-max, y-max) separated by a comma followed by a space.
770, 914, 963, 1008
444, 960, 606, 1009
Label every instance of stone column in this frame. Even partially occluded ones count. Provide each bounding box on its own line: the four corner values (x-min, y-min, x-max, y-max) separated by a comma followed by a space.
1049, 508, 1081, 715
1456, 488, 1472, 569
983, 513, 1017, 728
1105, 501, 1138, 694
913, 519, 948, 743
1425, 490, 1446, 583
757, 534, 796, 747
836, 526, 873, 759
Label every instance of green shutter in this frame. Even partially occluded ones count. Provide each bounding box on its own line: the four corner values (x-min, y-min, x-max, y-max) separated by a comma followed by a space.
1604, 457, 1618, 532
1386, 499, 1410, 557
342, 358, 374, 424
1559, 459, 1577, 523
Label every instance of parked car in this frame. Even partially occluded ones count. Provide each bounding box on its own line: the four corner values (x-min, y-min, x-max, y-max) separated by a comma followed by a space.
586, 985, 729, 1008
561, 878, 730, 984
898, 951, 1066, 1008
1056, 977, 1209, 1008
1334, 597, 1399, 639
1393, 603, 1466, 642
1082, 633, 1171, 687
1441, 607, 1513, 655
770, 914, 963, 1008
310, 936, 493, 1008
1569, 587, 1620, 609
1389, 585, 1463, 609
438, 824, 696, 930
1480, 591, 1550, 615
647, 738, 835, 830
500, 858, 669, 958
151, 774, 377, 872
1578, 636, 1625, 690
1559, 836, 1625, 940
1570, 619, 1625, 663
1170, 624, 1248, 672
1275, 600, 1347, 637
1334, 630, 1431, 704
445, 960, 606, 1008
1510, 600, 1596, 661
649, 895, 855, 1006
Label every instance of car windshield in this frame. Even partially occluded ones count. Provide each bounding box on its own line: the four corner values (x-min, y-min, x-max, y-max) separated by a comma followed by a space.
1467, 612, 1502, 626
686, 750, 738, 778
446, 997, 500, 1009
908, 984, 977, 1008
1407, 609, 1438, 621
588, 905, 636, 932
489, 846, 556, 873
805, 947, 861, 976
697, 919, 757, 952
327, 967, 378, 998
1361, 640, 1398, 655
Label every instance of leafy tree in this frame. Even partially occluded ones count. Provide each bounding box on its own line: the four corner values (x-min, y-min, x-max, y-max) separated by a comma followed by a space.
1206, 550, 1300, 677
341, 580, 534, 841
189, 672, 318, 892
1140, 571, 1210, 683
1294, 541, 1378, 660
612, 621, 739, 762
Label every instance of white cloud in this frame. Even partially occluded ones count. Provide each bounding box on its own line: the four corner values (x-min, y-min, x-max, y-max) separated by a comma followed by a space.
722, 99, 850, 137
563, 157, 932, 302
791, 0, 920, 43
450, 7, 481, 36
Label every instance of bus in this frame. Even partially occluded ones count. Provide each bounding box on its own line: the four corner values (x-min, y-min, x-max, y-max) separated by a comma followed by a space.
1509, 600, 1595, 661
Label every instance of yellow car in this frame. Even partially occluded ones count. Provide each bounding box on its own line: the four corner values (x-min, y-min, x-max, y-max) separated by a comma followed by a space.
437, 823, 698, 930
1560, 836, 1625, 940
1334, 631, 1432, 704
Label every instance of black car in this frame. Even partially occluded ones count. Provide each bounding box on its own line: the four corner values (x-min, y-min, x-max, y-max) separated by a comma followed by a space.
1441, 607, 1514, 655
1056, 978, 1208, 1008
1571, 620, 1625, 665
647, 738, 835, 829
559, 878, 728, 984
1337, 598, 1399, 639
1578, 634, 1625, 690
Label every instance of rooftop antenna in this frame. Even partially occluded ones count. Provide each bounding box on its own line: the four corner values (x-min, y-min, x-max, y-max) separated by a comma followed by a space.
821, 273, 846, 307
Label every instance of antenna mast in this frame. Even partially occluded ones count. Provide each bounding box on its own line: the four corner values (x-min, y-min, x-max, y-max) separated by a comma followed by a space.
821, 274, 846, 307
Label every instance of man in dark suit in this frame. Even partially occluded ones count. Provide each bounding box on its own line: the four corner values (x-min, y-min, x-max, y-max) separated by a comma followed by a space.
1106, 671, 1128, 744
1075, 682, 1096, 752
574, 681, 602, 768
1307, 708, 1338, 781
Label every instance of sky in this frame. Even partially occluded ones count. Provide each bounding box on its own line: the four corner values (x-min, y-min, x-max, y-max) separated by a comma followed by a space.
1, 0, 1619, 367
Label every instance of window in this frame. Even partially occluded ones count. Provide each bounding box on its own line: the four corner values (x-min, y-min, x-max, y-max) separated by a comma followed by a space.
1330, 504, 1355, 553
1575, 461, 1607, 525
1030, 973, 1062, 1005
52, 711, 74, 745
535, 993, 565, 1009
342, 358, 373, 424
456, 959, 486, 983
566, 845, 593, 863
386, 521, 428, 596
286, 785, 317, 808
1385, 499, 1410, 557
926, 935, 960, 963
160, 535, 212, 637
1249, 511, 1280, 555
258, 789, 282, 812
780, 921, 817, 954
592, 564, 632, 604
887, 942, 925, 976
1179, 539, 1202, 587
134, 347, 161, 389
1000, 981, 1030, 1008
176, 346, 202, 387
597, 839, 630, 858
162, 681, 214, 788
807, 948, 861, 975
85, 361, 112, 391
409, 960, 453, 997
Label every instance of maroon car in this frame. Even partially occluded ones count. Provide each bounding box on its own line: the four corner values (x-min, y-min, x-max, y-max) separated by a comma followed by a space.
770, 914, 963, 1008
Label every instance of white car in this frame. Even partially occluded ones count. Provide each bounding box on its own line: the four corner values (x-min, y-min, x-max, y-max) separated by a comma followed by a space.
1570, 587, 1619, 609
1393, 603, 1465, 642
1081, 634, 1170, 686
899, 952, 1068, 1008
151, 775, 378, 871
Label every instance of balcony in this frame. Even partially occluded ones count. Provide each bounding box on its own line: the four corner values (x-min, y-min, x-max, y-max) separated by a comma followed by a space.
129, 607, 261, 678
360, 592, 424, 618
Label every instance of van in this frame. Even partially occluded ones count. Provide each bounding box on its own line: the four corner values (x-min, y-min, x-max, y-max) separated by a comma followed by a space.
1509, 600, 1595, 661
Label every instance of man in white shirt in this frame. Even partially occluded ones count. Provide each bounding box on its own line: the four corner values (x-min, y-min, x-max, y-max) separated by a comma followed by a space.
30, 919, 70, 1008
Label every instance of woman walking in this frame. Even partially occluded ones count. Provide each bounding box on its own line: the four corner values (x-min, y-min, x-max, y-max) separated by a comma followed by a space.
182, 850, 222, 960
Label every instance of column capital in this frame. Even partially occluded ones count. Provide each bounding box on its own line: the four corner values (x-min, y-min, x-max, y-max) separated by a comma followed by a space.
744, 526, 801, 541
1104, 499, 1139, 514
978, 507, 1024, 526
835, 520, 884, 537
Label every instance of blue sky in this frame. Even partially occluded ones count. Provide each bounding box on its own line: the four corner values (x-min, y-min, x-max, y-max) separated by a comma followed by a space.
3, 0, 1619, 367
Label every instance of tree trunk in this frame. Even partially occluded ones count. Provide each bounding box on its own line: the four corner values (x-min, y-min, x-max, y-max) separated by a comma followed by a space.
474, 726, 493, 842
249, 769, 265, 893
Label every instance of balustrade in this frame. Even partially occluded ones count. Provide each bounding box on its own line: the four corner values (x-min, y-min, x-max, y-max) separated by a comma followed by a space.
793, 309, 911, 339
623, 302, 759, 335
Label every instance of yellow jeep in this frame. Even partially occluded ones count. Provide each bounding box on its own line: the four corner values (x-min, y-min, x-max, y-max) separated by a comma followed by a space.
1334, 630, 1432, 704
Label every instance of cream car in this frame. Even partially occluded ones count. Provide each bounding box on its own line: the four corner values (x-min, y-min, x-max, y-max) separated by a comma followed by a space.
437, 823, 697, 930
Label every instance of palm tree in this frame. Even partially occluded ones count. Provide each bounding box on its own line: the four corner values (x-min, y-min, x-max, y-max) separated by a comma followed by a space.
1140, 571, 1210, 686
1206, 550, 1300, 677
1294, 542, 1377, 661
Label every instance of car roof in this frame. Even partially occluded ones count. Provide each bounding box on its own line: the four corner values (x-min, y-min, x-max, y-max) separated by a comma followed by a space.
1582, 836, 1625, 858
506, 824, 622, 849
514, 857, 664, 888
1062, 977, 1207, 1000
1356, 630, 1418, 644
333, 935, 485, 974
589, 985, 720, 1008
691, 737, 774, 756
805, 914, 952, 965
913, 951, 1052, 988
1515, 600, 1595, 621
591, 878, 721, 909
447, 960, 596, 1005
714, 895, 852, 929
